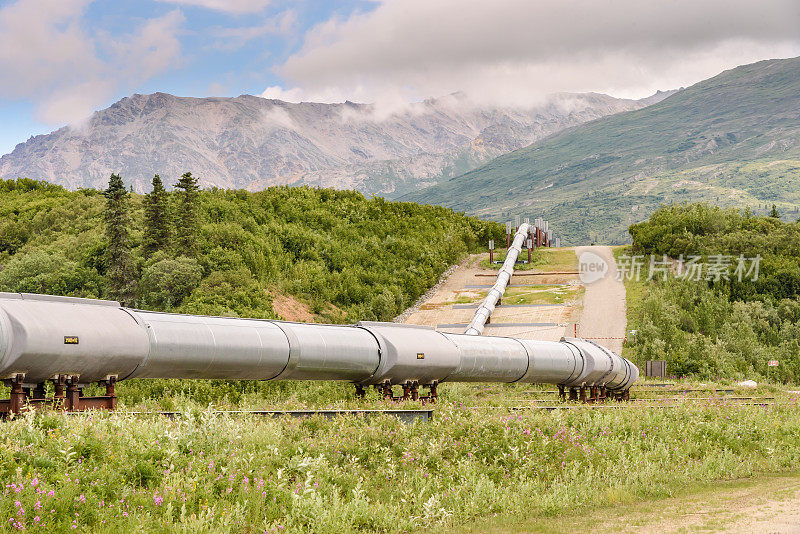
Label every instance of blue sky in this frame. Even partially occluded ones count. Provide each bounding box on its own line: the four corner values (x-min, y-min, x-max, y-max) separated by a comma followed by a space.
0, 0, 376, 154
1, 0, 798, 156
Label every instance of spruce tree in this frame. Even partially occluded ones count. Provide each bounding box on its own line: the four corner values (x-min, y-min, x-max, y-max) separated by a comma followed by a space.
770, 204, 780, 218
174, 171, 200, 256
143, 174, 171, 257
104, 173, 136, 304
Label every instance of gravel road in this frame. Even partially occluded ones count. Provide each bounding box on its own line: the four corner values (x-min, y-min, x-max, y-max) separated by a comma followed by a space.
574, 245, 627, 353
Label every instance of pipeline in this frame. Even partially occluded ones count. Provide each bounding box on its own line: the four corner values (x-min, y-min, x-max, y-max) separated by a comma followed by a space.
0, 292, 638, 414
465, 222, 531, 336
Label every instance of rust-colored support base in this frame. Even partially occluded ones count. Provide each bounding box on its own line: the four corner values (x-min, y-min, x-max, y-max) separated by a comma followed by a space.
7, 375, 25, 414
0, 375, 118, 417
32, 383, 46, 400
53, 375, 66, 410
562, 384, 632, 404
373, 380, 438, 404
427, 381, 438, 402
381, 380, 393, 400
66, 376, 81, 411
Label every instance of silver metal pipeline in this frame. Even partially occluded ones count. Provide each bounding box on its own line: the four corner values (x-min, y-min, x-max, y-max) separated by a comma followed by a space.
0, 292, 638, 394
464, 222, 531, 336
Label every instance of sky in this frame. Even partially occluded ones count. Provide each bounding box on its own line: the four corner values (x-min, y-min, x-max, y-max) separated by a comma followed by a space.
0, 0, 799, 155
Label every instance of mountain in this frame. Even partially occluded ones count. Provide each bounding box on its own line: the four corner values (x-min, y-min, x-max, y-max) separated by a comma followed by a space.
0, 92, 667, 196
401, 57, 800, 244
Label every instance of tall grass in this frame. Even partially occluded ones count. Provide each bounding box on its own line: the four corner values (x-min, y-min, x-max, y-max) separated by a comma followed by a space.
1, 395, 798, 532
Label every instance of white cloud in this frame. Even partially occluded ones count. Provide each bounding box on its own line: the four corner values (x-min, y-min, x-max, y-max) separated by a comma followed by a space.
211, 9, 296, 50
269, 0, 800, 106
158, 0, 271, 15
0, 0, 101, 100
261, 85, 306, 101
0, 0, 184, 124
120, 10, 185, 80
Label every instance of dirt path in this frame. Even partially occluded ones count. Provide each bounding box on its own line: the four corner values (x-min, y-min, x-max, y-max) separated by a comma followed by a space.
401, 252, 578, 341
574, 245, 627, 353
456, 472, 800, 534
572, 473, 800, 533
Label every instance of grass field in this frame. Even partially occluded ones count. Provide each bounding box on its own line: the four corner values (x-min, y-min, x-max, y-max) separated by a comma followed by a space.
502, 285, 583, 306
1, 381, 799, 533
3, 241, 798, 533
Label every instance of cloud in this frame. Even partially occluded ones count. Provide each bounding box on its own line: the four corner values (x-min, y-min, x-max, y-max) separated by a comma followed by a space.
0, 0, 184, 124
261, 85, 306, 101
118, 10, 184, 80
269, 0, 800, 106
158, 0, 271, 15
211, 9, 296, 50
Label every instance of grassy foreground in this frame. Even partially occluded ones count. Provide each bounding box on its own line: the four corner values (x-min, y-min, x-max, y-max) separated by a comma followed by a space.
1, 387, 799, 533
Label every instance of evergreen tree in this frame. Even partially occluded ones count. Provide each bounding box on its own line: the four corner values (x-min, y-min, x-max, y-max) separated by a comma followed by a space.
104, 174, 136, 304
143, 174, 171, 257
174, 172, 200, 256
770, 204, 780, 218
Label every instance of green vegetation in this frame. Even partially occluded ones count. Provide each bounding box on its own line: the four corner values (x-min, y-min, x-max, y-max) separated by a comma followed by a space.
142, 174, 171, 257
0, 178, 502, 324
624, 203, 800, 381
103, 174, 137, 304
402, 57, 800, 244
1, 392, 798, 533
502, 285, 582, 306
459, 470, 800, 534
480, 247, 578, 272
173, 171, 200, 256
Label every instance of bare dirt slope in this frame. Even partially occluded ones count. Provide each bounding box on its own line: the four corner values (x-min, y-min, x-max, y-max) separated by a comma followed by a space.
574, 245, 627, 353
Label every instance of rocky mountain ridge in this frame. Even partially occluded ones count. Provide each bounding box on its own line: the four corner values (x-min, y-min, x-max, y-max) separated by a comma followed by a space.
0, 91, 670, 195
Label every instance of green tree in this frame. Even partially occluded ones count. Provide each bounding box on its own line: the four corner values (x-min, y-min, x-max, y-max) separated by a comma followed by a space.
174, 172, 200, 256
770, 204, 780, 218
139, 256, 202, 310
104, 174, 136, 304
143, 174, 171, 257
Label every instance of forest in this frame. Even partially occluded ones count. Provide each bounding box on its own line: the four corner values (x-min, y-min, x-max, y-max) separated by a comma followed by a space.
626, 203, 800, 381
0, 177, 502, 324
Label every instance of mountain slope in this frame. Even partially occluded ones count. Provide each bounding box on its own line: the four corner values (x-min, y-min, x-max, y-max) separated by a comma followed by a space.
0, 92, 663, 196
401, 57, 800, 243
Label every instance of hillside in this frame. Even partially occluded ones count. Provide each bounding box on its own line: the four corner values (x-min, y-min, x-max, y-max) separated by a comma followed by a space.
0, 92, 665, 197
0, 178, 502, 323
402, 57, 800, 244
625, 203, 800, 381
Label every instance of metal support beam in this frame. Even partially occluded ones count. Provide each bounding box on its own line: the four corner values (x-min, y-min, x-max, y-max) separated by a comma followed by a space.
410, 381, 419, 401
8, 374, 25, 415
66, 376, 80, 411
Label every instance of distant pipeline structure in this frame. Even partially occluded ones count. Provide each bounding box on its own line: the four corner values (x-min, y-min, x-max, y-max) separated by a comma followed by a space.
0, 215, 637, 414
